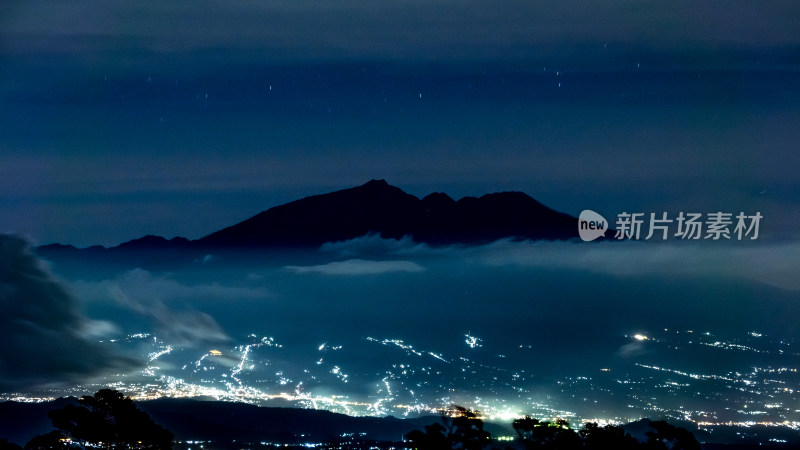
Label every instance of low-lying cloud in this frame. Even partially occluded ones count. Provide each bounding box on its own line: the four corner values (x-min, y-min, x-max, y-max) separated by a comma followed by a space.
318, 235, 800, 291
87, 269, 273, 346
286, 259, 425, 276
474, 239, 800, 292
0, 234, 139, 392
320, 233, 425, 258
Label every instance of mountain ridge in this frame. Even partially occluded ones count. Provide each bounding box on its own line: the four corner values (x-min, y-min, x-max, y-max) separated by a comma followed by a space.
38, 180, 604, 253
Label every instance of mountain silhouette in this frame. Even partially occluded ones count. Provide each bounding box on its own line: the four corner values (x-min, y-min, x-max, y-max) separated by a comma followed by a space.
198, 179, 583, 248
0, 397, 514, 445
39, 180, 604, 255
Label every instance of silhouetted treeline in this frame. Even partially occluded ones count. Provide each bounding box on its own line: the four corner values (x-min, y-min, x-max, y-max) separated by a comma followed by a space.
16, 389, 172, 450
406, 406, 700, 450
3, 394, 704, 450
406, 406, 492, 450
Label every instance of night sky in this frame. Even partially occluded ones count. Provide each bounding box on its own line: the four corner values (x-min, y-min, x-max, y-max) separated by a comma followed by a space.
5, 3, 800, 430
2, 0, 800, 246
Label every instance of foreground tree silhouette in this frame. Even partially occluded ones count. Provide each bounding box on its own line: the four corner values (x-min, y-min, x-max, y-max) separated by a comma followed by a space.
0, 439, 22, 450
23, 431, 76, 450
406, 422, 450, 449
35, 389, 173, 450
643, 421, 701, 450
579, 422, 639, 450
406, 405, 491, 450
513, 418, 699, 450
513, 417, 582, 449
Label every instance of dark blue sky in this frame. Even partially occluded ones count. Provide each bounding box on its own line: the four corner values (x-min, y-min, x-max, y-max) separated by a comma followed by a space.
3, 1, 800, 416
1, 0, 799, 246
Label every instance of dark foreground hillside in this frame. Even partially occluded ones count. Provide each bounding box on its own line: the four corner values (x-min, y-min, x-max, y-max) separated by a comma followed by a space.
3, 396, 800, 449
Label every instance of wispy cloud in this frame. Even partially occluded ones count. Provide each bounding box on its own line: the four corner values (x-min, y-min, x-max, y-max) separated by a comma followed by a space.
74, 269, 272, 347
320, 233, 428, 258
320, 235, 800, 291
4, 0, 799, 63
473, 239, 800, 292
286, 259, 425, 276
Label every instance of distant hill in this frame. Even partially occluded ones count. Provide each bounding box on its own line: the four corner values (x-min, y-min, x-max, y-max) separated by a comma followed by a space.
138, 398, 440, 442
4, 398, 797, 448
0, 397, 510, 445
38, 179, 607, 255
